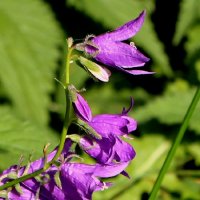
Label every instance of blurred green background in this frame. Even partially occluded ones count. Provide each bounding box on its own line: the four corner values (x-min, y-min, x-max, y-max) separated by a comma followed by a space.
0, 0, 200, 199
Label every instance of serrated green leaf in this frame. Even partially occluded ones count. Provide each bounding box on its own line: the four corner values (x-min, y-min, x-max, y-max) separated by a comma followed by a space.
67, 0, 173, 77
134, 87, 200, 134
173, 0, 200, 44
0, 106, 59, 170
0, 0, 63, 125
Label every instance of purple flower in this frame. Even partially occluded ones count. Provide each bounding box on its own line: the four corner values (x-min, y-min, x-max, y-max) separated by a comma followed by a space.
79, 10, 151, 76
73, 93, 136, 164
0, 140, 128, 200
41, 162, 129, 200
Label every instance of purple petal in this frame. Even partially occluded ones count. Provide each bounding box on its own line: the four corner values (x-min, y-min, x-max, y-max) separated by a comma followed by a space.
80, 137, 115, 163
122, 116, 137, 133
86, 41, 149, 68
73, 93, 92, 122
113, 136, 136, 162
89, 114, 137, 137
80, 135, 135, 163
92, 162, 130, 178
92, 10, 146, 42
63, 162, 129, 179
60, 163, 112, 199
119, 68, 154, 75
8, 188, 37, 200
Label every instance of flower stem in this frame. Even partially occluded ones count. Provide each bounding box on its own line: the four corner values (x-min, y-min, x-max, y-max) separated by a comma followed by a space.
0, 45, 74, 191
148, 86, 200, 200
65, 47, 73, 85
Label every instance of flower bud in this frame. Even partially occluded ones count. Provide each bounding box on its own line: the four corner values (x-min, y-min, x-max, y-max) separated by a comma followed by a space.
79, 56, 111, 82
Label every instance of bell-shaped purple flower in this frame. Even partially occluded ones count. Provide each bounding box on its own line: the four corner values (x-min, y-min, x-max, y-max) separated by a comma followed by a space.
82, 10, 151, 76
0, 140, 129, 200
73, 93, 136, 164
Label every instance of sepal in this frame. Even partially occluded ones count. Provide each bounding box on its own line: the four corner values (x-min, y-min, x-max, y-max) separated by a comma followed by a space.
15, 183, 23, 195
66, 134, 82, 143
35, 174, 50, 185
54, 171, 62, 189
0, 190, 8, 199
67, 84, 78, 103
7, 171, 18, 180
76, 118, 102, 139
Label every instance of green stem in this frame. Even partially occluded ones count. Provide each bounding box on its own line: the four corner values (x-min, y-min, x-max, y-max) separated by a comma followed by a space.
0, 46, 74, 191
66, 47, 73, 85
149, 86, 200, 200
44, 89, 71, 169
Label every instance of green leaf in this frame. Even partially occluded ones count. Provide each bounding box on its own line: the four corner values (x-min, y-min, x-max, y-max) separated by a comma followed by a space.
0, 0, 63, 125
67, 0, 173, 77
134, 86, 200, 133
185, 25, 200, 62
0, 106, 59, 170
173, 0, 200, 44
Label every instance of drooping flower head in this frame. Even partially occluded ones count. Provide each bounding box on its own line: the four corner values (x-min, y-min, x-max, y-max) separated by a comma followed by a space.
72, 91, 136, 164
76, 10, 152, 79
0, 140, 129, 200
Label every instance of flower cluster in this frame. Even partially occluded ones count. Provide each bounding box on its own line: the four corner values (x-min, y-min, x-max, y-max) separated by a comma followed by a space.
0, 10, 150, 200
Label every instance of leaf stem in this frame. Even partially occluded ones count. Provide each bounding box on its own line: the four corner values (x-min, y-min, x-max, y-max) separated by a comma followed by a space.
0, 45, 74, 191
148, 86, 200, 200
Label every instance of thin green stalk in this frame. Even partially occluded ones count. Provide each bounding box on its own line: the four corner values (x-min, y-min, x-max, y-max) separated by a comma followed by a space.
44, 89, 71, 169
149, 86, 200, 200
0, 46, 74, 191
66, 47, 73, 85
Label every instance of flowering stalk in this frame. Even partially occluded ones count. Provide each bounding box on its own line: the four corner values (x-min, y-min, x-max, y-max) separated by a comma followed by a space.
0, 11, 151, 198
0, 44, 74, 191
149, 86, 200, 200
